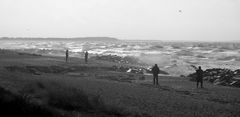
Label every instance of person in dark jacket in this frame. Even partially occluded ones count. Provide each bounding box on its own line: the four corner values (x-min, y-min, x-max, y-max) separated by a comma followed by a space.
85, 51, 88, 63
152, 64, 160, 85
66, 49, 69, 63
196, 66, 203, 88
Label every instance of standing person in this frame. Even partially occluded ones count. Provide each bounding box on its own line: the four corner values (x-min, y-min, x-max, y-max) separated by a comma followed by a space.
196, 66, 204, 88
85, 51, 88, 63
66, 49, 69, 63
152, 64, 160, 85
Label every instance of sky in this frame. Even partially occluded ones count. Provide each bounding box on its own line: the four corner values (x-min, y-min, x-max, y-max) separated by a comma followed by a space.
0, 0, 239, 41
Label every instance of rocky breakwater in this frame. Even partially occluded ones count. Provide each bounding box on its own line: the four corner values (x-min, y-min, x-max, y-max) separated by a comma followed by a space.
92, 55, 142, 64
93, 54, 169, 75
188, 68, 240, 87
112, 65, 169, 76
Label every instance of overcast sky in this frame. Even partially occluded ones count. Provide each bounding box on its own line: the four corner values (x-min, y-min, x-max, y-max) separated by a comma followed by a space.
0, 0, 239, 41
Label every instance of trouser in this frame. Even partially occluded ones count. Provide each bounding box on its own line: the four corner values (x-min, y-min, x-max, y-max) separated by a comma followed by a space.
66, 56, 68, 62
197, 79, 203, 88
153, 75, 158, 85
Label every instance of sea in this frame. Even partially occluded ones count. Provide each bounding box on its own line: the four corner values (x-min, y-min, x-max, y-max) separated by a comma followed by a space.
1, 40, 240, 76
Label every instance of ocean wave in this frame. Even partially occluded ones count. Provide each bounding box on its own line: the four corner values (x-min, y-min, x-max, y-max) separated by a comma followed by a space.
171, 45, 182, 49
148, 45, 164, 50
70, 48, 83, 52
212, 49, 226, 53
217, 56, 240, 61
175, 50, 194, 56
195, 55, 207, 59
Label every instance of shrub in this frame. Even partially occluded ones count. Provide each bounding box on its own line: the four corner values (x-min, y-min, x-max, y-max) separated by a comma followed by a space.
0, 87, 53, 117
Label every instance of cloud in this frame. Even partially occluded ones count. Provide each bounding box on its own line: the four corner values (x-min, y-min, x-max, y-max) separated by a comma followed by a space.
0, 0, 239, 41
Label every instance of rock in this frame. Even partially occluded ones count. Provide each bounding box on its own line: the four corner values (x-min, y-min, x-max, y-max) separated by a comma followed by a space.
188, 68, 240, 88
234, 69, 240, 75
209, 76, 218, 83
230, 80, 240, 87
127, 69, 132, 73
214, 80, 227, 86
119, 66, 128, 72
131, 69, 138, 74
145, 68, 152, 74
92, 55, 139, 64
213, 79, 220, 84
127, 68, 144, 74
233, 77, 240, 80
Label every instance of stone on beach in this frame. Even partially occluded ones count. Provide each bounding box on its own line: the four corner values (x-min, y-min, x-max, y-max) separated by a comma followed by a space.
188, 67, 240, 87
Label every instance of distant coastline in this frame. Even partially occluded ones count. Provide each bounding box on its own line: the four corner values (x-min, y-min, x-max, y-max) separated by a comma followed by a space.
0, 37, 119, 41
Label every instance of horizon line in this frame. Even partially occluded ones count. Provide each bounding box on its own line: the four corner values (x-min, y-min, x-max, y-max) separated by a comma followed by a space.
0, 36, 239, 43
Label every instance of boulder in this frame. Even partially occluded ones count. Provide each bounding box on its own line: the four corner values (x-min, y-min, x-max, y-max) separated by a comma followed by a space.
127, 68, 144, 74
213, 79, 227, 86
230, 80, 240, 87
188, 68, 240, 88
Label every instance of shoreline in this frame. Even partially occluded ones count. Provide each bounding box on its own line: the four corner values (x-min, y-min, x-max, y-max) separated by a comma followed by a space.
1, 49, 240, 117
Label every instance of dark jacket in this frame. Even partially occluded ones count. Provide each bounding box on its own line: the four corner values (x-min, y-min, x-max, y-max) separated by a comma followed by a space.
152, 66, 160, 75
196, 69, 203, 80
